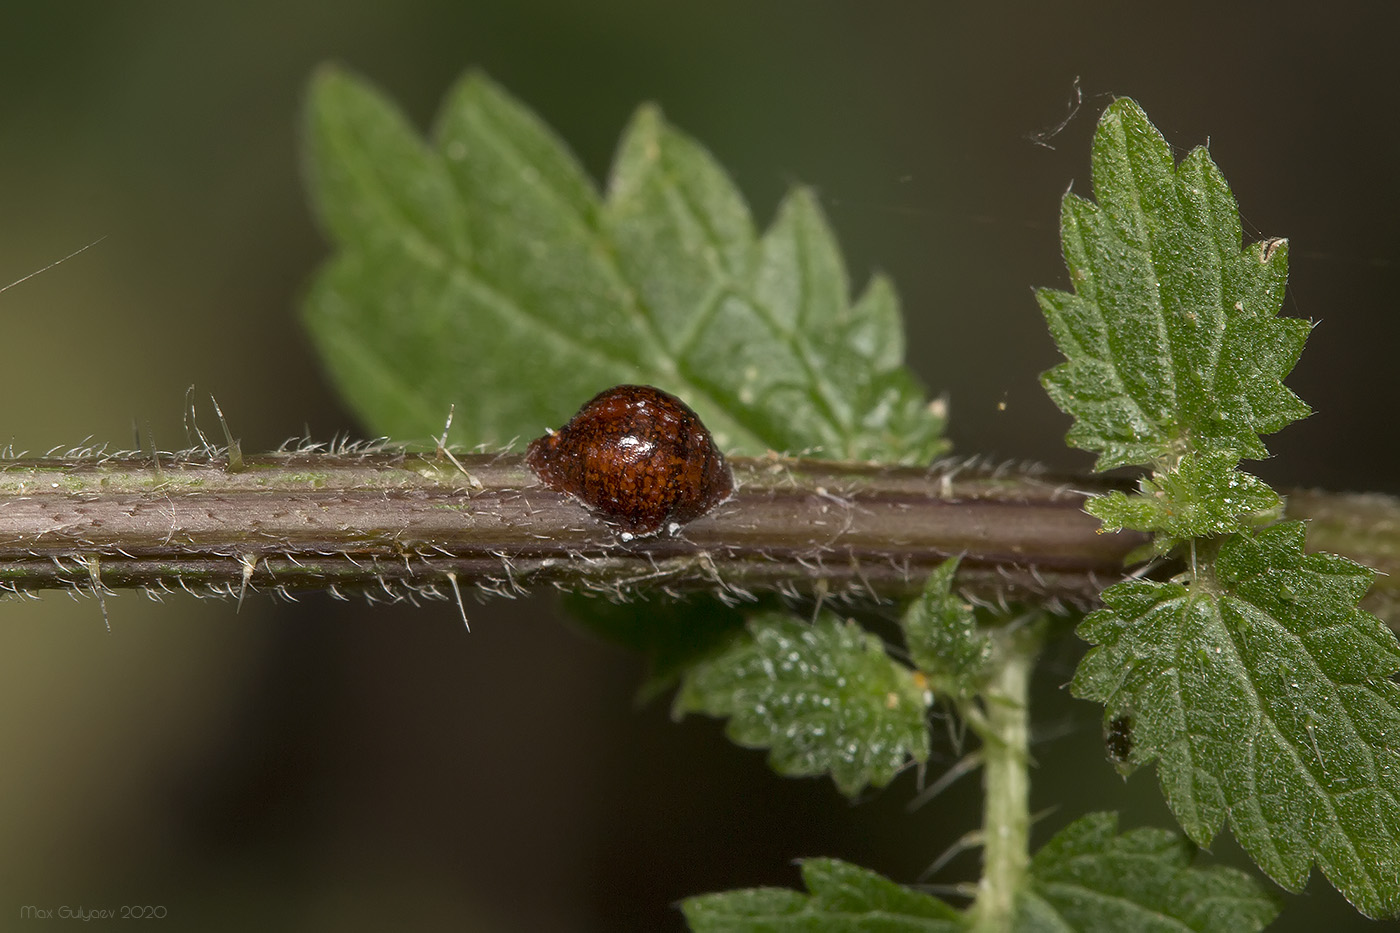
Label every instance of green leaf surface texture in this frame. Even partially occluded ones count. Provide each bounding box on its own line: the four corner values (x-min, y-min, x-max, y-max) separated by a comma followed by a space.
675, 612, 932, 797
1072, 523, 1400, 918
682, 858, 963, 932
1038, 98, 1310, 474
1017, 812, 1279, 933
1086, 451, 1281, 545
900, 557, 992, 701
303, 66, 945, 461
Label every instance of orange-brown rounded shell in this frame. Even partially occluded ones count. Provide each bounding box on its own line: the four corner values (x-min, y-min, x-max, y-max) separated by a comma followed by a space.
526, 385, 733, 536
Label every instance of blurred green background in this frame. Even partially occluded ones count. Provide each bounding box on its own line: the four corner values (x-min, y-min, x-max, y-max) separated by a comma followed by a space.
2, 3, 1397, 930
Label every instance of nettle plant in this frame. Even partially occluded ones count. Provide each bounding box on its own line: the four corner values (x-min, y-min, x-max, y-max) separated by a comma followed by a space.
8, 67, 1399, 930
300, 71, 1399, 930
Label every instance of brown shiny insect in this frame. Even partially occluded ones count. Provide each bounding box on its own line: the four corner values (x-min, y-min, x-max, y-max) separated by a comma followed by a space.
526, 385, 734, 538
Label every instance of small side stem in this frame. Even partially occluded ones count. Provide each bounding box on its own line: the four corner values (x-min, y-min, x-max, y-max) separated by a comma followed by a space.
969, 623, 1039, 932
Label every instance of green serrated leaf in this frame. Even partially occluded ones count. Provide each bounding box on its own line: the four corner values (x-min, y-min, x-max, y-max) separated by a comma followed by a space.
1072, 522, 1400, 918
1086, 451, 1281, 543
1018, 812, 1279, 933
900, 557, 992, 701
302, 66, 946, 462
1038, 98, 1311, 475
675, 612, 932, 797
682, 857, 964, 932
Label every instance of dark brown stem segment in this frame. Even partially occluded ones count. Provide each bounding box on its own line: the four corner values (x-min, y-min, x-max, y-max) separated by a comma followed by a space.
0, 450, 1392, 622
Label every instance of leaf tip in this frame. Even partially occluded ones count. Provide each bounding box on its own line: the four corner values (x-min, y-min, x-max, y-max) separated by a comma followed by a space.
1255, 236, 1289, 265
609, 103, 670, 197
304, 62, 364, 130
626, 101, 667, 138
1102, 95, 1148, 126
308, 60, 351, 91
442, 66, 508, 110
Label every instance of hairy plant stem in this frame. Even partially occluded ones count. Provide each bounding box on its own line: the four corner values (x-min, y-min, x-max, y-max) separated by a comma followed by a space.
0, 449, 1392, 620
969, 623, 1039, 932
